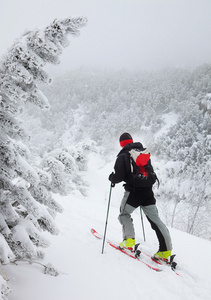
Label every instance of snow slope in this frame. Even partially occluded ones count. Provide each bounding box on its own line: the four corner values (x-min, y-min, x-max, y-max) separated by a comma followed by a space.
3, 151, 211, 300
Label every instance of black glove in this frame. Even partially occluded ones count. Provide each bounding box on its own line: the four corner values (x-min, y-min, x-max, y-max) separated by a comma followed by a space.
108, 172, 115, 187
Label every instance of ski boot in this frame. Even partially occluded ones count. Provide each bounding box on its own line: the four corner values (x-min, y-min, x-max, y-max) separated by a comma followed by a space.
119, 238, 135, 251
154, 250, 172, 261
153, 251, 177, 270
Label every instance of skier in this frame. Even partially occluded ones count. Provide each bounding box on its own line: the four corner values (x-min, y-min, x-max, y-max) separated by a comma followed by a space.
109, 132, 172, 260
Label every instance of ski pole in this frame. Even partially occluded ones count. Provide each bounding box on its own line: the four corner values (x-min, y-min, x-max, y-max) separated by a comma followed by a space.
102, 183, 113, 254
140, 207, 146, 242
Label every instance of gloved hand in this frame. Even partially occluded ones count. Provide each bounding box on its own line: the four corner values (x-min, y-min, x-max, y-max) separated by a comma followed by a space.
108, 172, 115, 187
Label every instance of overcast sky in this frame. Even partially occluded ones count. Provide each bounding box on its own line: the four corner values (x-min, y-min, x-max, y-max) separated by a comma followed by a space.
1, 0, 211, 73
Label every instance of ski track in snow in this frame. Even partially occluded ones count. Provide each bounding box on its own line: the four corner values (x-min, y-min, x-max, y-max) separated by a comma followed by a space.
3, 152, 211, 300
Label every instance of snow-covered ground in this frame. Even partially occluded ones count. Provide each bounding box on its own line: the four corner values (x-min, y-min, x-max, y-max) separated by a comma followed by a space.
156, 112, 178, 138
3, 152, 211, 300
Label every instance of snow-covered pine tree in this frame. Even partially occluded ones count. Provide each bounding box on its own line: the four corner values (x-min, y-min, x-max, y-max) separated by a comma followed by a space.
40, 140, 96, 198
0, 16, 87, 272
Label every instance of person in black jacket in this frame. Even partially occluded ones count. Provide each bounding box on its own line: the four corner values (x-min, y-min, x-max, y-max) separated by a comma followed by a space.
109, 132, 172, 260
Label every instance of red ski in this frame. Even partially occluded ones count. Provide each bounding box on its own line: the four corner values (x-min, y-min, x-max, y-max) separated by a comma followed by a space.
91, 228, 162, 272
139, 249, 182, 276
150, 255, 182, 277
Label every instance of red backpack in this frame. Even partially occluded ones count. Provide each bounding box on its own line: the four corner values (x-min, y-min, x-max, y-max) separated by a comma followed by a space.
128, 148, 159, 188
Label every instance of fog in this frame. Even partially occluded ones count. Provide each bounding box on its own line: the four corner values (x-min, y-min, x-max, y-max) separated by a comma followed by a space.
1, 0, 211, 72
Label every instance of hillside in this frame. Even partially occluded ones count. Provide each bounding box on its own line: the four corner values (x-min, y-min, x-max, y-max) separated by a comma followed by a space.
1, 3, 211, 298
3, 151, 211, 300
25, 66, 211, 240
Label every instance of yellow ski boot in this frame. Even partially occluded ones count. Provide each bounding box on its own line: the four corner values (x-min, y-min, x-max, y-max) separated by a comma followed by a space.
119, 238, 135, 250
154, 250, 171, 262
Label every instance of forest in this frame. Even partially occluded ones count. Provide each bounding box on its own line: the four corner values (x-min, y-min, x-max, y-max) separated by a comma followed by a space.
0, 15, 211, 299
27, 64, 211, 239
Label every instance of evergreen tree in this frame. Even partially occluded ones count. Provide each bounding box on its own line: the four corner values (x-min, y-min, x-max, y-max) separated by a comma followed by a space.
41, 143, 90, 197
0, 16, 87, 273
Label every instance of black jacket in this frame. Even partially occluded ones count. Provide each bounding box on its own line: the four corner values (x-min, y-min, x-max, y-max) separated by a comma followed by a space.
110, 142, 156, 206
111, 142, 145, 189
